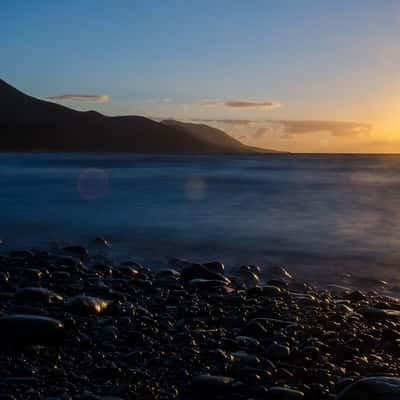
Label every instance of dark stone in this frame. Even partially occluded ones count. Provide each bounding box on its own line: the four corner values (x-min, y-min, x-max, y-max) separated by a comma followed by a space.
66, 295, 108, 315
14, 287, 63, 304
336, 376, 400, 399
359, 307, 400, 322
241, 320, 271, 340
94, 237, 110, 247
262, 285, 283, 297
203, 262, 225, 274
236, 268, 260, 288
268, 387, 304, 399
266, 343, 291, 360
62, 245, 89, 259
0, 314, 65, 345
192, 374, 234, 393
181, 264, 229, 283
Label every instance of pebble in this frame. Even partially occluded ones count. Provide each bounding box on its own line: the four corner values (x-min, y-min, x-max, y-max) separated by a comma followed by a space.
14, 287, 63, 304
192, 374, 234, 392
0, 314, 65, 345
66, 295, 108, 315
268, 387, 305, 399
266, 343, 291, 360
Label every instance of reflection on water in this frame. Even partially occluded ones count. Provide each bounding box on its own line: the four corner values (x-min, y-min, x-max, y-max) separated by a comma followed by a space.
1, 152, 400, 280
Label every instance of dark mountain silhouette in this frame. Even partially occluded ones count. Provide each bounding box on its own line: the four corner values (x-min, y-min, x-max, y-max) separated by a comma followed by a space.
0, 79, 280, 153
161, 119, 278, 153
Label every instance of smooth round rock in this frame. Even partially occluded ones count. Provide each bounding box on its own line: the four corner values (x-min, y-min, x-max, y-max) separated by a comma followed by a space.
0, 314, 65, 345
268, 387, 304, 399
237, 269, 260, 288
14, 287, 63, 304
266, 343, 291, 360
192, 374, 234, 393
66, 295, 108, 315
359, 307, 400, 322
181, 264, 229, 284
336, 376, 400, 399
62, 245, 88, 259
203, 262, 225, 274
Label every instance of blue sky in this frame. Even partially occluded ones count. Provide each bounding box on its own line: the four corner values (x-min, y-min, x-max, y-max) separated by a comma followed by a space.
2, 0, 400, 152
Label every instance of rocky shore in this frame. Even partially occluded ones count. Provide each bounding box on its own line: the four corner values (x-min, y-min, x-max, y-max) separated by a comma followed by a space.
1, 246, 400, 399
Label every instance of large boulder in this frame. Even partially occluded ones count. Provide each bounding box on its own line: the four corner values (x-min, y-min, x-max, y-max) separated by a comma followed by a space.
336, 377, 400, 399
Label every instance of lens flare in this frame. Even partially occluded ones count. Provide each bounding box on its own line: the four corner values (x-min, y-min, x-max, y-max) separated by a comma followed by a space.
77, 168, 109, 200
185, 176, 207, 200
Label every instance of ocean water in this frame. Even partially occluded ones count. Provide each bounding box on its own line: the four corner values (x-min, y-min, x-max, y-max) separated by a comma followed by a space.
1, 152, 400, 283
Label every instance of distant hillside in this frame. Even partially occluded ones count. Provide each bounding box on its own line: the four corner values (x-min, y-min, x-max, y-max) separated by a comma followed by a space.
0, 79, 280, 154
162, 120, 280, 153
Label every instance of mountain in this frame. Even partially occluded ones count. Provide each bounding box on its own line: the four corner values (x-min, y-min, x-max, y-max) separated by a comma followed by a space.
0, 79, 280, 153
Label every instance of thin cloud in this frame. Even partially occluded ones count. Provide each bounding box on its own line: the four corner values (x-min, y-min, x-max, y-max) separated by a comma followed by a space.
145, 98, 172, 103
190, 118, 372, 139
275, 120, 372, 137
199, 99, 281, 109
191, 118, 253, 126
225, 101, 281, 109
46, 94, 109, 103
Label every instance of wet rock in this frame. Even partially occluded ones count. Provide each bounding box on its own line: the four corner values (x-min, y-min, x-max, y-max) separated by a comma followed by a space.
0, 271, 10, 284
267, 278, 289, 289
359, 307, 400, 322
262, 285, 284, 297
266, 343, 291, 360
268, 387, 304, 399
236, 268, 260, 288
270, 266, 293, 280
325, 285, 351, 296
0, 314, 65, 345
192, 374, 234, 393
231, 351, 261, 367
14, 287, 63, 304
344, 290, 366, 302
62, 245, 89, 259
9, 250, 34, 259
66, 295, 108, 315
156, 269, 180, 279
94, 237, 110, 247
203, 261, 225, 274
241, 320, 271, 340
189, 278, 229, 290
19, 268, 43, 280
336, 376, 400, 399
181, 263, 229, 283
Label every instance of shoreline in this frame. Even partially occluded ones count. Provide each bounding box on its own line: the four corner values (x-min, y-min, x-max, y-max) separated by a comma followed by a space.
1, 246, 400, 398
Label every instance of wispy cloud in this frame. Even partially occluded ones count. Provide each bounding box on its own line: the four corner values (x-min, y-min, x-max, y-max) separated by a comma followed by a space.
225, 101, 281, 109
275, 120, 372, 137
190, 118, 372, 138
199, 99, 281, 109
145, 98, 172, 104
46, 94, 109, 103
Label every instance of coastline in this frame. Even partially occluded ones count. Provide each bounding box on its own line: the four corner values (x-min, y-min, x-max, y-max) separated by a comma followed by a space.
1, 246, 400, 398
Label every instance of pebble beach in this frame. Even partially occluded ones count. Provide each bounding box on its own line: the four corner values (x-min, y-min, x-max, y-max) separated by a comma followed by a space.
1, 246, 400, 399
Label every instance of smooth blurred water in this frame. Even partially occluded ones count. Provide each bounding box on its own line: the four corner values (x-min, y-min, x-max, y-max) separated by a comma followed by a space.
2, 152, 400, 279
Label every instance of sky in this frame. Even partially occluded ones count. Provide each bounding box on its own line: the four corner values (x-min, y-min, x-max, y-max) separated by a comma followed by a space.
2, 0, 400, 153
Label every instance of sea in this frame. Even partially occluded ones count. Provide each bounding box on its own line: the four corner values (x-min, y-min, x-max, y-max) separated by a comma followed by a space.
1, 152, 400, 287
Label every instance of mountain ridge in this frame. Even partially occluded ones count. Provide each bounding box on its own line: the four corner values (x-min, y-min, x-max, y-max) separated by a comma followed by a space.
0, 79, 281, 154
